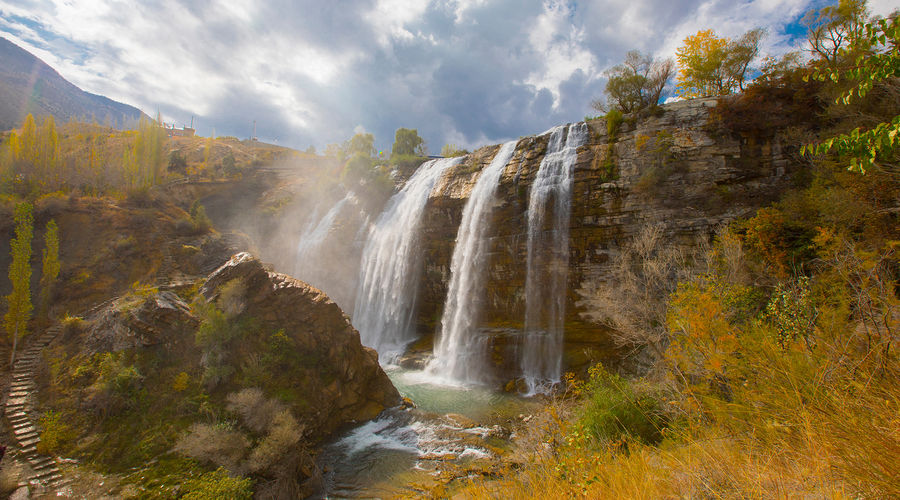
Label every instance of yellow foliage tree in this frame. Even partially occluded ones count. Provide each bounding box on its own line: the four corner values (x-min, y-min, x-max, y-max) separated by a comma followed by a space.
676, 28, 765, 97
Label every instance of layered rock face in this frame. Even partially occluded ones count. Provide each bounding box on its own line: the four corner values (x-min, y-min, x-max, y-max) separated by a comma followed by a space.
417, 98, 797, 376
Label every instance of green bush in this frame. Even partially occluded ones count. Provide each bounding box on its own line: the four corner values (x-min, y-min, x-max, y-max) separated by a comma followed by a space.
37, 410, 75, 455
181, 467, 253, 500
606, 109, 624, 137
577, 365, 667, 446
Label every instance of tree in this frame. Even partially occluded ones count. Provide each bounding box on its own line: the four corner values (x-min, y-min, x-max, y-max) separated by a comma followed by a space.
38, 116, 60, 188
724, 28, 767, 92
803, 14, 900, 173
40, 219, 60, 315
675, 28, 766, 97
391, 128, 425, 157
5, 202, 33, 366
20, 114, 37, 165
803, 0, 869, 69
596, 50, 674, 114
345, 132, 376, 158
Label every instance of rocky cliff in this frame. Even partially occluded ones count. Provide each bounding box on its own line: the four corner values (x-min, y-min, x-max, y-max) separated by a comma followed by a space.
416, 97, 799, 377
36, 253, 399, 496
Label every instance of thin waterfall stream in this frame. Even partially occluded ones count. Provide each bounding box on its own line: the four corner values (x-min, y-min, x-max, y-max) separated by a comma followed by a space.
521, 122, 587, 394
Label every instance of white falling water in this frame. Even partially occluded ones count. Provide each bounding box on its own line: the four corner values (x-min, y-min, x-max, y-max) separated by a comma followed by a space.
294, 192, 352, 281
521, 123, 588, 394
427, 141, 519, 385
353, 157, 463, 361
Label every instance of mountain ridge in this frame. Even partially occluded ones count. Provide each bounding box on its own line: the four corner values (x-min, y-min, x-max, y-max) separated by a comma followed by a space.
0, 36, 146, 130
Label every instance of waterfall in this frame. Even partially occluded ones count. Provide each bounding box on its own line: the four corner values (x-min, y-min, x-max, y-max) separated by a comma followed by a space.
294, 193, 352, 281
353, 157, 462, 361
427, 141, 518, 385
521, 123, 587, 394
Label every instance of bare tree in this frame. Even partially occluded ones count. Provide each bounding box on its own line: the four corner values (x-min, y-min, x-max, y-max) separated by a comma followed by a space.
578, 224, 690, 361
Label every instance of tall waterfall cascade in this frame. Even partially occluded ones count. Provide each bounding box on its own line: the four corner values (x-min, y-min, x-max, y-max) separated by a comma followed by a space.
426, 141, 519, 385
521, 122, 588, 394
353, 157, 463, 361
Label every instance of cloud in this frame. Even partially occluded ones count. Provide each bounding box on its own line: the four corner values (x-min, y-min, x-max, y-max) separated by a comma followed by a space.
0, 0, 835, 152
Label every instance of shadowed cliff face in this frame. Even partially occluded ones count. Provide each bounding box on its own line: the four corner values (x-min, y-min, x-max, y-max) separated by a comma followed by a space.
417, 97, 799, 379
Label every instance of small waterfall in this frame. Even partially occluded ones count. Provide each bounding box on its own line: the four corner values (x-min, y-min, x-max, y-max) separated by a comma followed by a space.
521, 123, 588, 394
353, 157, 462, 361
427, 141, 518, 385
294, 193, 352, 280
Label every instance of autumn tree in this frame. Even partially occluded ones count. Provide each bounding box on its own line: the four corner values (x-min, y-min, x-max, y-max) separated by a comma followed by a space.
803, 0, 869, 69
5, 202, 33, 366
128, 115, 166, 188
595, 50, 675, 114
391, 128, 426, 157
40, 219, 60, 315
675, 28, 766, 97
20, 114, 37, 165
38, 116, 60, 189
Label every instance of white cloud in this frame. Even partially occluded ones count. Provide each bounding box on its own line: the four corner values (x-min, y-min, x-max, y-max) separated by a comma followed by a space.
524, 1, 597, 108
0, 0, 842, 151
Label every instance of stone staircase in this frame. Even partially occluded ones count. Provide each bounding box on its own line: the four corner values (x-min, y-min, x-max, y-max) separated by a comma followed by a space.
4, 325, 66, 490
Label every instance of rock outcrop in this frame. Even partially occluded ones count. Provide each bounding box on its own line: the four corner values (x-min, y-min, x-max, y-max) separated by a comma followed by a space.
416, 97, 799, 377
199, 252, 400, 430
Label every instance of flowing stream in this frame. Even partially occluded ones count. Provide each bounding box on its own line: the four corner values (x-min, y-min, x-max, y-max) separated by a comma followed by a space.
521, 123, 587, 394
315, 367, 539, 499
352, 157, 462, 360
426, 140, 519, 385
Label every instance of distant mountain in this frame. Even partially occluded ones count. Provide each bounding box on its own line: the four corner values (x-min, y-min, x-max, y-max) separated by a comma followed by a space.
0, 37, 146, 130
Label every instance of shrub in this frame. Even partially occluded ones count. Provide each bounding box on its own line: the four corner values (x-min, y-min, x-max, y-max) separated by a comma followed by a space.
36, 410, 75, 455
577, 365, 668, 446
181, 467, 253, 500
172, 372, 190, 392
175, 423, 250, 472
226, 388, 284, 434
606, 109, 624, 137
244, 410, 303, 474
190, 201, 212, 233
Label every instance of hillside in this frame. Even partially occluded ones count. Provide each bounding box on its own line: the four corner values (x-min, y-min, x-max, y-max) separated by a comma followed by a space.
0, 37, 145, 130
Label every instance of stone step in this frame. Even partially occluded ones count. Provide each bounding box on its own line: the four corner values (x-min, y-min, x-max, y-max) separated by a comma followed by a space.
29, 457, 54, 468
32, 464, 58, 475
13, 424, 36, 434
8, 390, 29, 398
16, 433, 38, 443
12, 420, 33, 430
15, 427, 38, 437
8, 411, 28, 420
31, 470, 61, 483
20, 445, 37, 455
19, 437, 40, 448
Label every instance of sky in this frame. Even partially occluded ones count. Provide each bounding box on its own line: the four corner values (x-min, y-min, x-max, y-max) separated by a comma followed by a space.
0, 0, 896, 153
